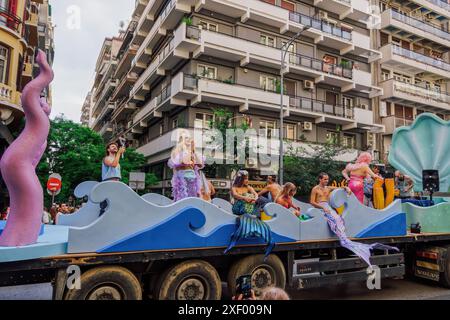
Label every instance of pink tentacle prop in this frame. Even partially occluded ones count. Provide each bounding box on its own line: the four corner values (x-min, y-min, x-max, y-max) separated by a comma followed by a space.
0, 50, 54, 246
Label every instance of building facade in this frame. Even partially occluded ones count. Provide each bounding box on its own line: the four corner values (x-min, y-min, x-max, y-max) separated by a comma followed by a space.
0, 0, 54, 145
374, 0, 450, 162
88, 0, 450, 191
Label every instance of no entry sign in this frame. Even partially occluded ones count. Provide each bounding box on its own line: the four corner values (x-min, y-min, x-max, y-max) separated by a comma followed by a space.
47, 173, 62, 194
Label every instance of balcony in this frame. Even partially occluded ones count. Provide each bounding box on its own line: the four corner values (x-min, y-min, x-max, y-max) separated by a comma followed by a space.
314, 0, 374, 22
99, 122, 113, 139
115, 44, 139, 79
0, 84, 22, 111
380, 44, 450, 80
0, 5, 22, 35
381, 9, 450, 49
408, 0, 450, 20
132, 97, 162, 128
92, 103, 115, 131
133, 0, 191, 68
92, 79, 117, 117
382, 116, 413, 135
133, 0, 150, 19
112, 72, 138, 101
194, 0, 358, 53
381, 78, 450, 112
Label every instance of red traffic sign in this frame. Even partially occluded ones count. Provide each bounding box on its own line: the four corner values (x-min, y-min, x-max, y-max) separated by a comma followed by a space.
47, 173, 62, 193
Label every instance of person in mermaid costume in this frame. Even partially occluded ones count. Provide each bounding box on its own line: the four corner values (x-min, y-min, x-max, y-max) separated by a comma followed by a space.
310, 173, 398, 267
225, 170, 274, 256
342, 152, 382, 204
168, 130, 204, 202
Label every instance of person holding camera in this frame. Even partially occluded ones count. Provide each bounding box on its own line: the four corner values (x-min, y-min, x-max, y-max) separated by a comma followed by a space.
102, 142, 125, 182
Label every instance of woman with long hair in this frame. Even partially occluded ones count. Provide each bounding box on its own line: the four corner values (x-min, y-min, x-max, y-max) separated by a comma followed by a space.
275, 183, 301, 218
231, 170, 259, 216
168, 130, 204, 202
342, 152, 381, 204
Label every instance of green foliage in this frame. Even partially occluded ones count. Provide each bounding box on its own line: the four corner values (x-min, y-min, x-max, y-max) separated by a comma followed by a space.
182, 16, 193, 26
283, 141, 349, 196
36, 116, 158, 206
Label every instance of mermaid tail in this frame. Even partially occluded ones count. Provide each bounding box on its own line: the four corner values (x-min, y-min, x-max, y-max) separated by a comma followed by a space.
349, 177, 364, 204
225, 214, 274, 258
322, 203, 399, 267
0, 50, 54, 247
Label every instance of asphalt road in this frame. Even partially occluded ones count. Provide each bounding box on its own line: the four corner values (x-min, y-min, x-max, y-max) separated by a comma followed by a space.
0, 278, 449, 300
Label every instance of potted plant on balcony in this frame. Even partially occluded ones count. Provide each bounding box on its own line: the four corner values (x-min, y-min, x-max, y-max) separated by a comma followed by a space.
182, 17, 193, 26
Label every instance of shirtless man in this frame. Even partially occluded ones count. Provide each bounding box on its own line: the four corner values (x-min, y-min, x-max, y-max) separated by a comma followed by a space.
258, 176, 282, 202
310, 172, 351, 213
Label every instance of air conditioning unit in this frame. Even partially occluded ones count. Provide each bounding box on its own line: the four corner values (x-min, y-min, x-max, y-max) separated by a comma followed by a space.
302, 121, 313, 131
360, 104, 369, 110
304, 80, 314, 90
127, 121, 133, 129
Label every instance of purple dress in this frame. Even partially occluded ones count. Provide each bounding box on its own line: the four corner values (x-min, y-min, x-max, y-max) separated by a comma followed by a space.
168, 150, 203, 202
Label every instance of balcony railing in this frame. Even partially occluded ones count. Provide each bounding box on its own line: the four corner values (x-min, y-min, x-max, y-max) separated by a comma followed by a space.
391, 44, 450, 72
426, 0, 450, 12
0, 5, 22, 33
289, 11, 352, 40
389, 9, 450, 42
185, 25, 353, 79
182, 74, 354, 119
290, 96, 354, 119
389, 79, 450, 104
156, 85, 171, 105
289, 53, 353, 79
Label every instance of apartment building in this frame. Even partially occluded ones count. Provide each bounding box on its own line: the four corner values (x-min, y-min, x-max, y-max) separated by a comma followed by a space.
0, 0, 54, 146
375, 0, 450, 160
88, 0, 387, 189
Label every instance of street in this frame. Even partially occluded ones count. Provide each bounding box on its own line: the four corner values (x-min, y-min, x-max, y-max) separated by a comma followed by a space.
0, 278, 449, 300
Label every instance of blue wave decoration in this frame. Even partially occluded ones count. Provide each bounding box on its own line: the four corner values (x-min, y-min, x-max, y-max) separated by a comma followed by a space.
355, 213, 407, 238
98, 207, 295, 253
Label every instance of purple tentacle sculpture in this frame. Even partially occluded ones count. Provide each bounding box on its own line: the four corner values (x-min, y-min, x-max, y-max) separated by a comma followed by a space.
0, 50, 54, 247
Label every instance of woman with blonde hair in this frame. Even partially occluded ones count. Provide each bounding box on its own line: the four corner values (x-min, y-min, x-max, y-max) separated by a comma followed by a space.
168, 129, 204, 201
275, 183, 301, 218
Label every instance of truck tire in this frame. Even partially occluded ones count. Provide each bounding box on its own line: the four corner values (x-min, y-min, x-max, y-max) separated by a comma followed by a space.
64, 266, 142, 300
227, 254, 286, 297
439, 247, 450, 288
156, 260, 221, 300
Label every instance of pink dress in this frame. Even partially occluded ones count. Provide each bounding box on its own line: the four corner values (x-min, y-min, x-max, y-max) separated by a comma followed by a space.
348, 174, 365, 204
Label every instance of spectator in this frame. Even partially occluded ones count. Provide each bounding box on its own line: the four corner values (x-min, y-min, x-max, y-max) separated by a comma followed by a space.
42, 207, 52, 224
49, 206, 58, 225
260, 287, 290, 300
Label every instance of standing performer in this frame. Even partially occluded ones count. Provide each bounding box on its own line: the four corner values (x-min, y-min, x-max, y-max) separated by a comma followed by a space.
310, 173, 398, 267
342, 152, 381, 204
102, 142, 125, 182
168, 130, 204, 201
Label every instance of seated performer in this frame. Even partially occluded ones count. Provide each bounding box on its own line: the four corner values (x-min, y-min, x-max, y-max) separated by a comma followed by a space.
342, 152, 382, 204
394, 170, 414, 199
275, 183, 302, 218
310, 172, 398, 267
168, 130, 204, 202
226, 170, 274, 257
258, 176, 282, 202
231, 170, 259, 216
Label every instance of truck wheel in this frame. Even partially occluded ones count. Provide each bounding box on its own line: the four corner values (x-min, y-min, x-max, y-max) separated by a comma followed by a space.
439, 247, 450, 288
64, 266, 142, 300
156, 260, 221, 300
227, 254, 286, 297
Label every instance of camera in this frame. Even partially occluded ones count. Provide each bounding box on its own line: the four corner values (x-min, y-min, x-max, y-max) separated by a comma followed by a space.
236, 274, 252, 299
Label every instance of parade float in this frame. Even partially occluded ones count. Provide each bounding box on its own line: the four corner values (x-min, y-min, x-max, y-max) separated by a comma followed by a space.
389, 113, 450, 233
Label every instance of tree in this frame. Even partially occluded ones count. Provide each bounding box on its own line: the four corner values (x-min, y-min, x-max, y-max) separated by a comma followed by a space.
283, 140, 351, 198
36, 116, 158, 206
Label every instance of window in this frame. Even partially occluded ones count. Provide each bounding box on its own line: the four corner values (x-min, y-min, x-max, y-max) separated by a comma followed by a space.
198, 20, 218, 32
381, 69, 390, 81
260, 120, 277, 139
343, 134, 356, 149
0, 44, 8, 84
393, 73, 411, 83
197, 64, 217, 79
172, 118, 178, 129
260, 75, 277, 92
284, 123, 296, 140
260, 34, 276, 47
159, 123, 164, 135
195, 112, 214, 129
281, 0, 295, 11
281, 41, 295, 53
326, 131, 340, 145
342, 96, 354, 108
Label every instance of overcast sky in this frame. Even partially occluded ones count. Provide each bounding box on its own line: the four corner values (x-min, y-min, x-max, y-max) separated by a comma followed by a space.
51, 1, 135, 122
